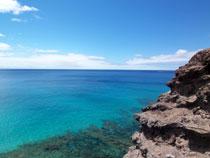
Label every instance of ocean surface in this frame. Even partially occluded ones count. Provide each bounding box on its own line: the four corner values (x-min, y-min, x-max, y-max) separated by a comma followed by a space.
0, 70, 173, 153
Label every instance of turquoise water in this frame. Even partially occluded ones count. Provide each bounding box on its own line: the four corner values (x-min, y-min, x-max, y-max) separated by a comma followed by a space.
0, 70, 173, 153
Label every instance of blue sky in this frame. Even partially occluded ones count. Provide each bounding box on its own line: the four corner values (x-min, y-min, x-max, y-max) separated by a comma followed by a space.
0, 0, 210, 69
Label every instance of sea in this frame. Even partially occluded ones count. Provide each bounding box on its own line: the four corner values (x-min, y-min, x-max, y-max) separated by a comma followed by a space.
0, 70, 173, 153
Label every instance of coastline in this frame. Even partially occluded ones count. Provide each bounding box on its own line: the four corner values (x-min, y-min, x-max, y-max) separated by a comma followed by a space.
124, 48, 210, 158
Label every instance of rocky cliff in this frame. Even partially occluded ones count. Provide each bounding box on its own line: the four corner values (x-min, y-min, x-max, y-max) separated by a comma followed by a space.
124, 49, 210, 158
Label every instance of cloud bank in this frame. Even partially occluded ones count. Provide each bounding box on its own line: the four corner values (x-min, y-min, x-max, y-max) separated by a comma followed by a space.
0, 45, 200, 70
0, 0, 38, 14
126, 49, 196, 65
0, 53, 116, 69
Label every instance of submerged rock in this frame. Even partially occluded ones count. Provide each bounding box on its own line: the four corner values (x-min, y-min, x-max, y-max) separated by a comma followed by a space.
124, 48, 210, 158
0, 118, 137, 158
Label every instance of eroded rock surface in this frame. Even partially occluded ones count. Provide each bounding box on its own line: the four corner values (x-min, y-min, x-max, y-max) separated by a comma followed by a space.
124, 49, 210, 158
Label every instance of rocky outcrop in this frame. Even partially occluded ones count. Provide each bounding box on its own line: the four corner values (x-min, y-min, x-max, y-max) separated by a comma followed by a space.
124, 49, 210, 158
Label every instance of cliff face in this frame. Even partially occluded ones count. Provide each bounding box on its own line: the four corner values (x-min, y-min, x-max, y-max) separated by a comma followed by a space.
124, 49, 210, 158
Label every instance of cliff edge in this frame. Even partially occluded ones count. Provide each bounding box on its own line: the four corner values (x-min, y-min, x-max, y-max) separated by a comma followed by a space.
124, 48, 210, 158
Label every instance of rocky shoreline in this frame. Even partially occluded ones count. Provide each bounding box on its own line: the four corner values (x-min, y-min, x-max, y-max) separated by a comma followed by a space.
124, 49, 210, 158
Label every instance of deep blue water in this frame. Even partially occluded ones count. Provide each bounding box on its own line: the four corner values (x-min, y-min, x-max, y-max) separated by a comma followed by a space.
0, 70, 173, 152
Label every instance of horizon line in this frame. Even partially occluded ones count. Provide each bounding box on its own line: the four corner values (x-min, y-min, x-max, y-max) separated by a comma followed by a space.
0, 68, 175, 71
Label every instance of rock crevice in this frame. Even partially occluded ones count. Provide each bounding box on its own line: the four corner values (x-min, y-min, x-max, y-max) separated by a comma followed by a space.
124, 49, 210, 158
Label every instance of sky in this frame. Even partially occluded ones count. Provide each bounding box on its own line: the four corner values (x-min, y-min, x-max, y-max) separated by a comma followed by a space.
0, 0, 210, 70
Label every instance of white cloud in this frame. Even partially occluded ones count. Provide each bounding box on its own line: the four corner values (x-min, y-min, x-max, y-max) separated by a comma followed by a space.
0, 46, 201, 70
0, 42, 12, 57
35, 49, 59, 53
126, 49, 199, 69
0, 53, 118, 69
33, 14, 42, 20
0, 0, 38, 15
0, 33, 5, 37
11, 17, 25, 22
0, 43, 11, 51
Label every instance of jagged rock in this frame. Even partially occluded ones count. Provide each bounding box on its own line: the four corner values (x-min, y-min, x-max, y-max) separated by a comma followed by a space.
124, 49, 210, 158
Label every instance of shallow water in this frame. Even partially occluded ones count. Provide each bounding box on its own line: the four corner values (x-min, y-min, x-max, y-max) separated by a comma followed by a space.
0, 70, 173, 153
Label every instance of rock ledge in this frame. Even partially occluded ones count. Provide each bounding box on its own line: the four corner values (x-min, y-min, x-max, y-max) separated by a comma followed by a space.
124, 49, 210, 158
